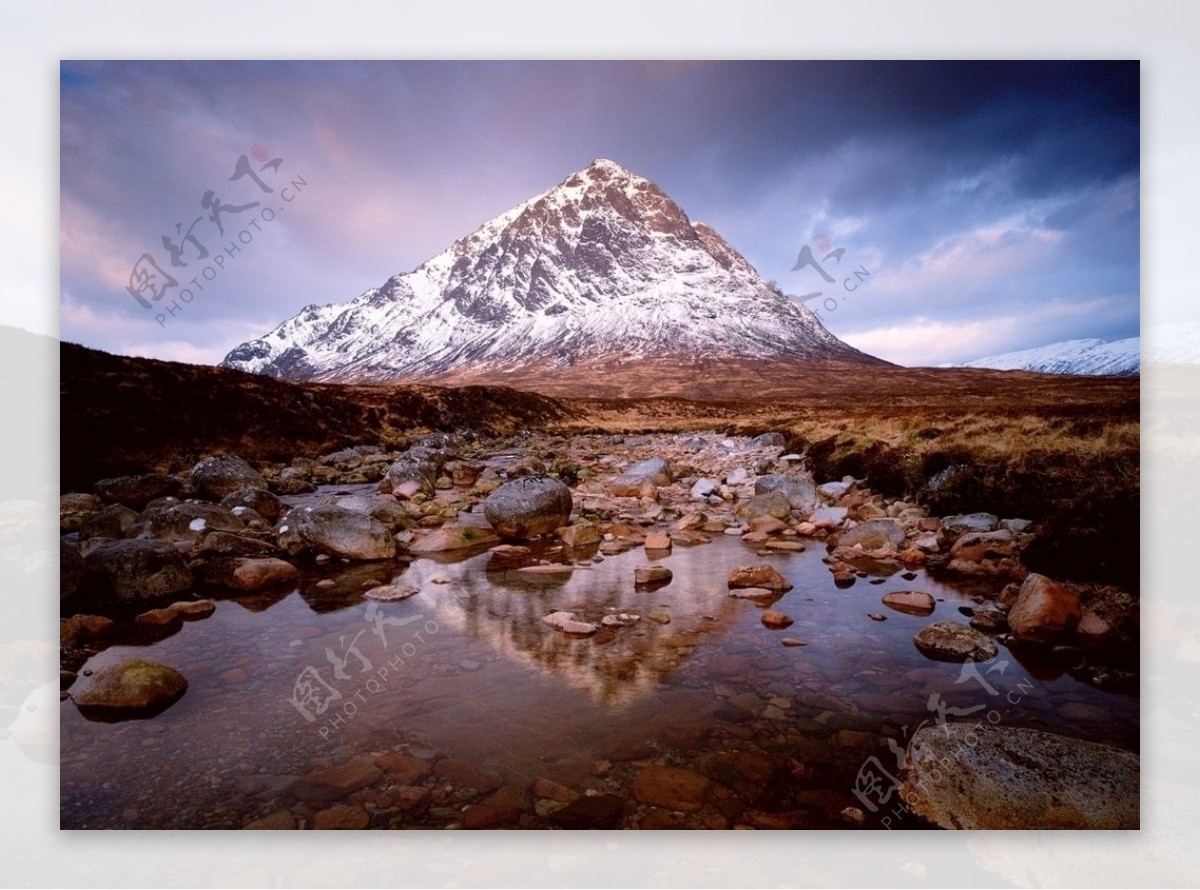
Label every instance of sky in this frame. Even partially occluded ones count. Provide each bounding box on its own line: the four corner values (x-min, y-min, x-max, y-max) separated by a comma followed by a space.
59, 60, 1140, 367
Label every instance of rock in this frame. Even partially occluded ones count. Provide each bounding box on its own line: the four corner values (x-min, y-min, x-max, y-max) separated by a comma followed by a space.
276, 506, 396, 560
560, 523, 601, 548
647, 611, 671, 625
881, 590, 936, 616
818, 481, 852, 500
198, 557, 300, 590
808, 505, 848, 527
294, 755, 383, 802
840, 806, 865, 827
838, 519, 904, 550
169, 599, 215, 618
546, 793, 624, 828
78, 503, 139, 540
532, 776, 578, 803
433, 759, 502, 794
81, 539, 193, 603
968, 609, 1008, 632
379, 451, 443, 496
483, 475, 572, 539
748, 432, 786, 449
635, 565, 673, 586
913, 621, 998, 662
728, 587, 779, 600
243, 810, 297, 830
542, 611, 598, 635
728, 564, 792, 592
311, 804, 370, 830
913, 533, 940, 553
833, 571, 856, 588
364, 584, 419, 602
690, 478, 719, 499
191, 454, 265, 500
73, 658, 188, 719
1007, 573, 1082, 643
625, 457, 673, 485
94, 474, 185, 509
376, 752, 432, 785
764, 540, 806, 552
134, 607, 182, 627
632, 766, 711, 812
60, 492, 103, 530
781, 637, 805, 647
899, 724, 1138, 829
643, 531, 672, 552
1076, 610, 1115, 643
1000, 518, 1033, 533
606, 474, 659, 498
747, 516, 788, 535
199, 531, 276, 557
462, 786, 526, 829
736, 490, 793, 521
725, 467, 751, 485
941, 512, 999, 536
867, 612, 886, 621
754, 473, 818, 512
270, 468, 316, 495
761, 611, 794, 629
601, 613, 639, 627
408, 525, 499, 553
60, 614, 115, 648
61, 540, 85, 600
220, 487, 285, 523
334, 494, 411, 529
949, 529, 1016, 562
149, 502, 244, 543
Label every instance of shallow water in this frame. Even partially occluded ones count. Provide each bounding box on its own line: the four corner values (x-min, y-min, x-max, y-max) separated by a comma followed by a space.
60, 498, 1138, 829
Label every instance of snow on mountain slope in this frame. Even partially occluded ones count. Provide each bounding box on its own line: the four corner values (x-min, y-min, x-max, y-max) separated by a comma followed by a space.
960, 337, 1141, 375
221, 158, 882, 383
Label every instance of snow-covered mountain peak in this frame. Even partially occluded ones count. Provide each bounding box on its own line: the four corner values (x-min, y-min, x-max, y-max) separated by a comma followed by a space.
222, 159, 881, 383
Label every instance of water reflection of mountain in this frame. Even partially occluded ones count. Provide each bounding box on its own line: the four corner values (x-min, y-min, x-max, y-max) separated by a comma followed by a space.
390, 540, 744, 707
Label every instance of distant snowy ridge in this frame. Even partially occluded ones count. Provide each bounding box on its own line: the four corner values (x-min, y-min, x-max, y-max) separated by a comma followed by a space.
959, 337, 1141, 376
221, 158, 880, 383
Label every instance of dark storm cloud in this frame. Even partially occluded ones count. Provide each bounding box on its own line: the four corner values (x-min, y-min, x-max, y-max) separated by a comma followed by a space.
60, 60, 1139, 366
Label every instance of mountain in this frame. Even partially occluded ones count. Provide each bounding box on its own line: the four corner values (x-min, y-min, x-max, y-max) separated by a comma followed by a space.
222, 158, 884, 396
959, 337, 1141, 376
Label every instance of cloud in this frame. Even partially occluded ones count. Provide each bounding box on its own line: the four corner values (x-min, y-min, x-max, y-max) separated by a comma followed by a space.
841, 317, 1021, 366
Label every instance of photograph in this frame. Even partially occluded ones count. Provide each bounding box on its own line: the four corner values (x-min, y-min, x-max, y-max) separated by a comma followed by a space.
57, 60, 1140, 831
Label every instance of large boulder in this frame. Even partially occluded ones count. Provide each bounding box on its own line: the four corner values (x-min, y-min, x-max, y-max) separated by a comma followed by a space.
378, 447, 446, 496
149, 502, 245, 543
191, 455, 265, 500
747, 432, 786, 449
838, 519, 905, 550
276, 506, 396, 560
73, 658, 188, 720
483, 475, 572, 539
94, 474, 185, 510
334, 493, 412, 529
900, 724, 1138, 829
1006, 573, 1081, 644
754, 473, 818, 512
81, 539, 193, 603
221, 487, 285, 523
913, 621, 997, 662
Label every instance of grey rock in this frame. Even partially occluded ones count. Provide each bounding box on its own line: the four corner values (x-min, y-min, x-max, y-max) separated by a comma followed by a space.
276, 506, 397, 560
483, 475, 572, 539
900, 724, 1138, 829
191, 454, 265, 500
754, 473, 818, 512
81, 539, 193, 603
221, 487, 285, 523
941, 512, 999, 536
839, 519, 905, 550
